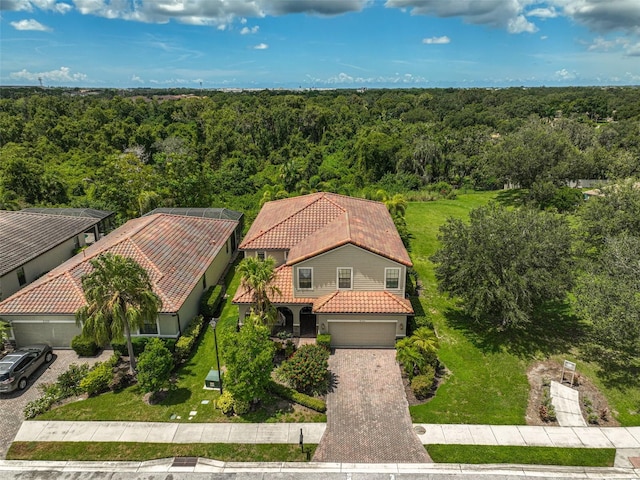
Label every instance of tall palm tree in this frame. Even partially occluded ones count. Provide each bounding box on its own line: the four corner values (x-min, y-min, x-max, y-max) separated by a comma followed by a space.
237, 256, 280, 325
76, 253, 162, 374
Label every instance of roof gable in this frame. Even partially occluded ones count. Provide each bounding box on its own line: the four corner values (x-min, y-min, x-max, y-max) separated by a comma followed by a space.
0, 214, 238, 315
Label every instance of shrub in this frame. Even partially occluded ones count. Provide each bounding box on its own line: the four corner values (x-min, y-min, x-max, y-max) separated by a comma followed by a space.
24, 395, 56, 420
267, 380, 326, 413
411, 366, 436, 398
56, 363, 89, 397
200, 285, 225, 318
111, 337, 149, 357
217, 391, 234, 415
175, 315, 206, 363
279, 344, 329, 395
284, 339, 296, 358
276, 330, 292, 340
233, 397, 250, 415
316, 334, 331, 350
137, 338, 174, 394
80, 362, 113, 396
71, 335, 100, 356
588, 413, 600, 425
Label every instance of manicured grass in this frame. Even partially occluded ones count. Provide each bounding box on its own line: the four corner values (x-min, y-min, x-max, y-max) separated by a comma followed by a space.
426, 444, 615, 467
37, 259, 325, 424
7, 441, 316, 462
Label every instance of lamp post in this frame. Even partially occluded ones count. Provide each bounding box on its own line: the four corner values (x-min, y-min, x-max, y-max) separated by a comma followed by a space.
210, 319, 223, 394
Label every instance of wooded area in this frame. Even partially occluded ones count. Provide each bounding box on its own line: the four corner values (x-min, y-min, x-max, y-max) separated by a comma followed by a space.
1, 86, 639, 223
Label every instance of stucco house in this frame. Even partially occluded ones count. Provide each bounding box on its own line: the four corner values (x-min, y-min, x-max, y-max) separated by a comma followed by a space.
233, 192, 413, 348
0, 209, 114, 301
0, 211, 240, 348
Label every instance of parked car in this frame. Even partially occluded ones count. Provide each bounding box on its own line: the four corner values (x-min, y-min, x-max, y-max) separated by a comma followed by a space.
0, 344, 53, 393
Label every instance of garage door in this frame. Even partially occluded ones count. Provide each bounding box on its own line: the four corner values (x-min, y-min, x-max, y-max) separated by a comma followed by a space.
11, 322, 80, 348
329, 321, 396, 348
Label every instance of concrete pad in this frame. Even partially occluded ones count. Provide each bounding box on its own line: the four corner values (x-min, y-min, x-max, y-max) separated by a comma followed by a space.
227, 424, 258, 443
516, 426, 553, 446
172, 424, 205, 443
544, 426, 583, 447
490, 426, 526, 446
13, 421, 48, 441
468, 424, 498, 445
440, 424, 474, 444
144, 423, 179, 443
37, 421, 73, 441
601, 427, 640, 448
89, 422, 128, 442
118, 423, 154, 442
417, 424, 445, 444
551, 381, 579, 400
256, 424, 289, 443
200, 423, 232, 442
61, 422, 100, 442
627, 427, 640, 444
570, 427, 614, 448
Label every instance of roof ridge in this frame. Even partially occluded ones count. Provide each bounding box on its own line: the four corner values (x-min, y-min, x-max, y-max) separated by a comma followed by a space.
382, 291, 412, 312
313, 291, 339, 311
67, 270, 86, 300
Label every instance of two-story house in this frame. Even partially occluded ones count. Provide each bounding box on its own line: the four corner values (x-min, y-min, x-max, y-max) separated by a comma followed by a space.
233, 192, 413, 348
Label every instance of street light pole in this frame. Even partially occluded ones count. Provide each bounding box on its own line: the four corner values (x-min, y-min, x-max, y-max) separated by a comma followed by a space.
210, 319, 223, 394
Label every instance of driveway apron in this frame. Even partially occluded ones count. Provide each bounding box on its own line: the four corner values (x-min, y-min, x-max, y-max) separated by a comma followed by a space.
313, 349, 431, 463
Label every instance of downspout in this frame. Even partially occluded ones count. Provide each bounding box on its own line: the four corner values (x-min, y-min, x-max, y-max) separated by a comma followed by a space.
176, 313, 182, 337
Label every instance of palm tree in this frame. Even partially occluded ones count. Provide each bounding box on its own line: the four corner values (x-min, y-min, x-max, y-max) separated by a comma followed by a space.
395, 337, 427, 378
76, 253, 162, 374
237, 256, 280, 325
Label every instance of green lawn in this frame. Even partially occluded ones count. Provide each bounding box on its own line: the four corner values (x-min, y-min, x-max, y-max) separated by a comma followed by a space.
406, 192, 639, 426
426, 445, 615, 467
37, 259, 325, 424
7, 441, 316, 462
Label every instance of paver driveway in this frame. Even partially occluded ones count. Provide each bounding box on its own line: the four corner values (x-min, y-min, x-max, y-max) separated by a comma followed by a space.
313, 349, 431, 463
0, 349, 111, 459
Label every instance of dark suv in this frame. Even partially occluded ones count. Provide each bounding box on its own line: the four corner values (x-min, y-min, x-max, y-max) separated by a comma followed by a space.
0, 344, 53, 393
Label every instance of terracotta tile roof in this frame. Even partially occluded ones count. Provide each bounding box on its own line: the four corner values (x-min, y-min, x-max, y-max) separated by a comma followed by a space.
0, 211, 104, 276
233, 267, 413, 315
313, 291, 414, 315
0, 214, 238, 315
240, 192, 412, 267
232, 265, 315, 305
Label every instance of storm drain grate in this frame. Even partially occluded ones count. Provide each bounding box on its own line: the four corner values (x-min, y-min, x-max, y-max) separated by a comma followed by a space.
413, 426, 426, 435
172, 457, 198, 467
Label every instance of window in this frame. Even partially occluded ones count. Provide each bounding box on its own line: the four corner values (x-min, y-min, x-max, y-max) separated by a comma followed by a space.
298, 267, 312, 289
337, 267, 353, 289
140, 321, 158, 335
203, 274, 207, 289
225, 239, 229, 254
257, 251, 266, 261
17, 267, 26, 287
385, 268, 401, 289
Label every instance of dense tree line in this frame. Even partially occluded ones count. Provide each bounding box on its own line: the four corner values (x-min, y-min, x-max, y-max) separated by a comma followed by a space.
1, 86, 639, 222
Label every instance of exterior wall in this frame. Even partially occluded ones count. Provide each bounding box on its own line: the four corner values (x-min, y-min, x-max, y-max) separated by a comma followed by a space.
156, 313, 180, 337
0, 235, 85, 301
293, 244, 406, 299
242, 250, 287, 267
316, 313, 407, 338
204, 242, 234, 290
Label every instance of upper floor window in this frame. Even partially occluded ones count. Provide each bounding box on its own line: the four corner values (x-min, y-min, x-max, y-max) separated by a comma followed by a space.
298, 267, 313, 290
337, 267, 353, 290
257, 251, 266, 261
385, 268, 400, 289
17, 267, 26, 287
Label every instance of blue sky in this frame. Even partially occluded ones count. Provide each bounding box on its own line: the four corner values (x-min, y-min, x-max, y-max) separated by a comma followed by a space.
1, 0, 640, 88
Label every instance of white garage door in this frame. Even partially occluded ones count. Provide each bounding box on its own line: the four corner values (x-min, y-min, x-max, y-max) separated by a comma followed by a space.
329, 321, 396, 348
11, 322, 80, 348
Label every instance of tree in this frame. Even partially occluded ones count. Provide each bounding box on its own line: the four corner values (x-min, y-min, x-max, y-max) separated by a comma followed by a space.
279, 344, 329, 395
137, 338, 174, 397
573, 235, 640, 364
222, 313, 275, 406
0, 319, 10, 342
431, 203, 574, 328
237, 256, 280, 324
396, 327, 438, 378
76, 253, 162, 374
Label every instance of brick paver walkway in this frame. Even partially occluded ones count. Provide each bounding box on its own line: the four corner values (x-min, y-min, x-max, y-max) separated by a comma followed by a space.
0, 349, 111, 459
313, 349, 431, 463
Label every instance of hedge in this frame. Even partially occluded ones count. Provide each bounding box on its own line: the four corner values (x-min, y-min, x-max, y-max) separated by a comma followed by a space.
111, 337, 176, 357
200, 285, 225, 318
267, 380, 326, 413
316, 334, 331, 350
71, 335, 100, 356
175, 315, 205, 363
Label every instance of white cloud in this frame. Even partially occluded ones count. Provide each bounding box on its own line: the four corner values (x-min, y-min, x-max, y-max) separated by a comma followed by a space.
423, 35, 450, 44
0, 0, 71, 12
624, 42, 640, 56
309, 71, 427, 85
558, 0, 640, 34
254, 43, 268, 49
10, 66, 87, 82
555, 68, 576, 80
527, 7, 557, 18
240, 25, 259, 34
10, 18, 52, 30
541, 35, 548, 40
508, 14, 538, 33
131, 74, 144, 83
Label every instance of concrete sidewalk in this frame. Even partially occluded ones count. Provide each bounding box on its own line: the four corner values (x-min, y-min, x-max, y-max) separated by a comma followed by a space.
16, 421, 640, 449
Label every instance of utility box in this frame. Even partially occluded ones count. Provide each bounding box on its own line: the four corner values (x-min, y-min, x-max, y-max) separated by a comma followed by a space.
204, 369, 221, 390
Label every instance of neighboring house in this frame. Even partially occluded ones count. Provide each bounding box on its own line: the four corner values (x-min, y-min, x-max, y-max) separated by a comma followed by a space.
0, 212, 240, 348
583, 181, 640, 200
0, 209, 114, 301
233, 192, 413, 348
